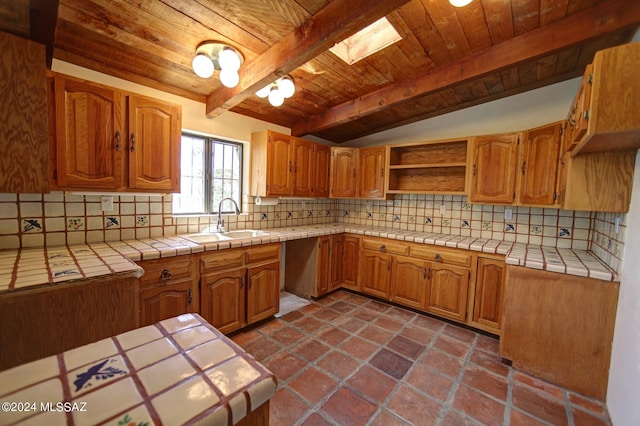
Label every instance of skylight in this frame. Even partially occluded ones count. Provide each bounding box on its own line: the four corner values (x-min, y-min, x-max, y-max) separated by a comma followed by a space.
329, 17, 402, 65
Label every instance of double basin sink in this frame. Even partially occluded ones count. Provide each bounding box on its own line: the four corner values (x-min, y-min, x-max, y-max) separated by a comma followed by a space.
185, 229, 269, 244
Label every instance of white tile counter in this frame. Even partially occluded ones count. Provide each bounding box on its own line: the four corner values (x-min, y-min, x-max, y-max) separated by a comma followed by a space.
0, 314, 276, 426
0, 223, 618, 295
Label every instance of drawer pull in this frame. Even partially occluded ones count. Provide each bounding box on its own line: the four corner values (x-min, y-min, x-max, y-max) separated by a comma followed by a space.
160, 269, 172, 282
380, 244, 386, 253
240, 276, 245, 289
434, 253, 442, 263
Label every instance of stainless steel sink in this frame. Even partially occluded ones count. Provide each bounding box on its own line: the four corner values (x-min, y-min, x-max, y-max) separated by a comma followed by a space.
184, 229, 268, 244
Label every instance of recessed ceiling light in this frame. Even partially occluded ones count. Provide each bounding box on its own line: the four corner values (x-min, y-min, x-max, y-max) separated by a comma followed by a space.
329, 17, 402, 65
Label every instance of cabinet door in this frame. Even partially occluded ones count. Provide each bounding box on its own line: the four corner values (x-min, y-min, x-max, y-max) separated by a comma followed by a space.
128, 95, 181, 191
518, 123, 561, 206
247, 262, 280, 324
316, 236, 332, 296
293, 138, 314, 196
342, 236, 360, 291
138, 279, 196, 327
55, 76, 124, 189
391, 256, 428, 310
358, 146, 386, 199
426, 263, 469, 322
200, 269, 246, 334
358, 250, 391, 299
472, 257, 505, 332
330, 147, 358, 198
330, 235, 344, 291
469, 134, 518, 204
268, 133, 293, 195
313, 144, 331, 197
565, 64, 593, 151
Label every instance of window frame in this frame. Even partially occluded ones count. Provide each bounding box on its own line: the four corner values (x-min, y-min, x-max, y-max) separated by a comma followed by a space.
173, 132, 243, 215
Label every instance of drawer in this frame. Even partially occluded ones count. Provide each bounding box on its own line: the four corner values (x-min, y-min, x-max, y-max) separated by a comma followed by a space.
201, 249, 245, 272
245, 243, 280, 265
410, 245, 471, 267
137, 255, 195, 286
361, 238, 409, 256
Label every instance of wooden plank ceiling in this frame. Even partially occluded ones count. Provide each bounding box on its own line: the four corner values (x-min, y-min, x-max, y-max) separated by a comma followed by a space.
17, 0, 640, 142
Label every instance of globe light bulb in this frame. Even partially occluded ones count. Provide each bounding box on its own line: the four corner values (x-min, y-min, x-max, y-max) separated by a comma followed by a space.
279, 76, 295, 98
268, 88, 284, 107
256, 85, 271, 98
449, 0, 472, 7
192, 54, 214, 78
219, 68, 240, 88
219, 47, 241, 71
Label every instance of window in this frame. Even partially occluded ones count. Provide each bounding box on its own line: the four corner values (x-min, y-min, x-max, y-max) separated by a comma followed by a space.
173, 133, 243, 215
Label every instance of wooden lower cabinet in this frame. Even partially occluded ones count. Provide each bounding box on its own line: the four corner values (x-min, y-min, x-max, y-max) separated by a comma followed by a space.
0, 277, 137, 371
471, 257, 506, 333
330, 235, 344, 291
316, 236, 332, 296
246, 262, 280, 324
390, 256, 428, 310
500, 266, 619, 400
200, 268, 246, 335
426, 263, 470, 322
136, 255, 199, 327
201, 244, 280, 334
358, 249, 392, 299
342, 236, 360, 291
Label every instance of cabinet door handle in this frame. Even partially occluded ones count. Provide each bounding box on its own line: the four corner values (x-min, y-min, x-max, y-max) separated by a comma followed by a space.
434, 253, 442, 263
130, 133, 136, 152
427, 268, 431, 280
423, 267, 427, 279
521, 161, 526, 175
289, 161, 292, 173
380, 168, 384, 178
387, 260, 391, 271
115, 131, 121, 151
380, 244, 386, 253
160, 269, 172, 283
188, 288, 192, 305
472, 163, 477, 176
248, 275, 253, 289
240, 276, 244, 289
353, 169, 356, 178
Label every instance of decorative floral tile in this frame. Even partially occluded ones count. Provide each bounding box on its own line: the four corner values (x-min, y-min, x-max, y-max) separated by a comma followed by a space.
274, 212, 281, 219
505, 223, 515, 232
559, 227, 571, 237
325, 210, 331, 216
393, 215, 400, 222
425, 217, 432, 224
462, 220, 470, 228
287, 212, 293, 219
22, 219, 43, 233
367, 212, 373, 219
530, 225, 543, 235
442, 219, 450, 226
67, 356, 128, 396
136, 216, 149, 226
105, 217, 120, 228
307, 211, 313, 217
115, 406, 152, 426
261, 213, 268, 220
67, 218, 84, 231
482, 221, 492, 230
343, 211, 349, 217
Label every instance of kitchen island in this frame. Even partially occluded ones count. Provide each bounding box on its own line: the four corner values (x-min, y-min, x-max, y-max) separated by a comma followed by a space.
0, 313, 276, 425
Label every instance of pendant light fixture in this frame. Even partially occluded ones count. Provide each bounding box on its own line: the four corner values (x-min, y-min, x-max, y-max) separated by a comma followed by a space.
256, 75, 296, 107
449, 0, 473, 7
192, 41, 243, 88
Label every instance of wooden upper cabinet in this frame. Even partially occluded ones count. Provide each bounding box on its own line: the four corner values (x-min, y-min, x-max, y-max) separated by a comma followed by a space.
330, 147, 359, 198
313, 144, 331, 197
293, 138, 314, 196
128, 95, 181, 191
55, 76, 125, 189
52, 74, 182, 192
0, 32, 49, 193
517, 122, 562, 206
267, 132, 293, 195
358, 146, 386, 199
469, 133, 518, 204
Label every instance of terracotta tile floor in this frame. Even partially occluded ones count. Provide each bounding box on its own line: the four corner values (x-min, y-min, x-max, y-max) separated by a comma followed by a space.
230, 290, 611, 426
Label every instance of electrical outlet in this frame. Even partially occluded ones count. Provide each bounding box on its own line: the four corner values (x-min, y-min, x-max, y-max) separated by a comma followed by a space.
439, 204, 446, 215
366, 201, 372, 210
504, 208, 513, 220
615, 217, 621, 234
101, 196, 114, 212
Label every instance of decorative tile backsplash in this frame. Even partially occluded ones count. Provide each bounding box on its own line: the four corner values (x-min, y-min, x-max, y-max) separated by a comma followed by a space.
0, 192, 627, 274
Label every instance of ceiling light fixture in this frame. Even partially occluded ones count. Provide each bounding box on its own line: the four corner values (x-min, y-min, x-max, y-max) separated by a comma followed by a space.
192, 41, 243, 88
449, 0, 473, 7
256, 75, 296, 107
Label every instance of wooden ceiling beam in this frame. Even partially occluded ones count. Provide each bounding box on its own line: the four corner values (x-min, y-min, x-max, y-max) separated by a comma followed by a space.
29, 0, 59, 68
291, 0, 640, 138
204, 0, 412, 117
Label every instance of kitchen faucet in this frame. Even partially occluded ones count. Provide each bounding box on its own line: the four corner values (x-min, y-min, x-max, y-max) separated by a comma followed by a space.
216, 197, 241, 233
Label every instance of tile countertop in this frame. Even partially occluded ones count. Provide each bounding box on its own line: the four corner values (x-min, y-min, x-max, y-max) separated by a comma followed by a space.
0, 223, 617, 295
0, 313, 276, 426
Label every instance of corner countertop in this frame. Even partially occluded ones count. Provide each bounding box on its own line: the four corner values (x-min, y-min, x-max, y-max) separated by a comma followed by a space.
0, 223, 617, 295
0, 313, 276, 426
